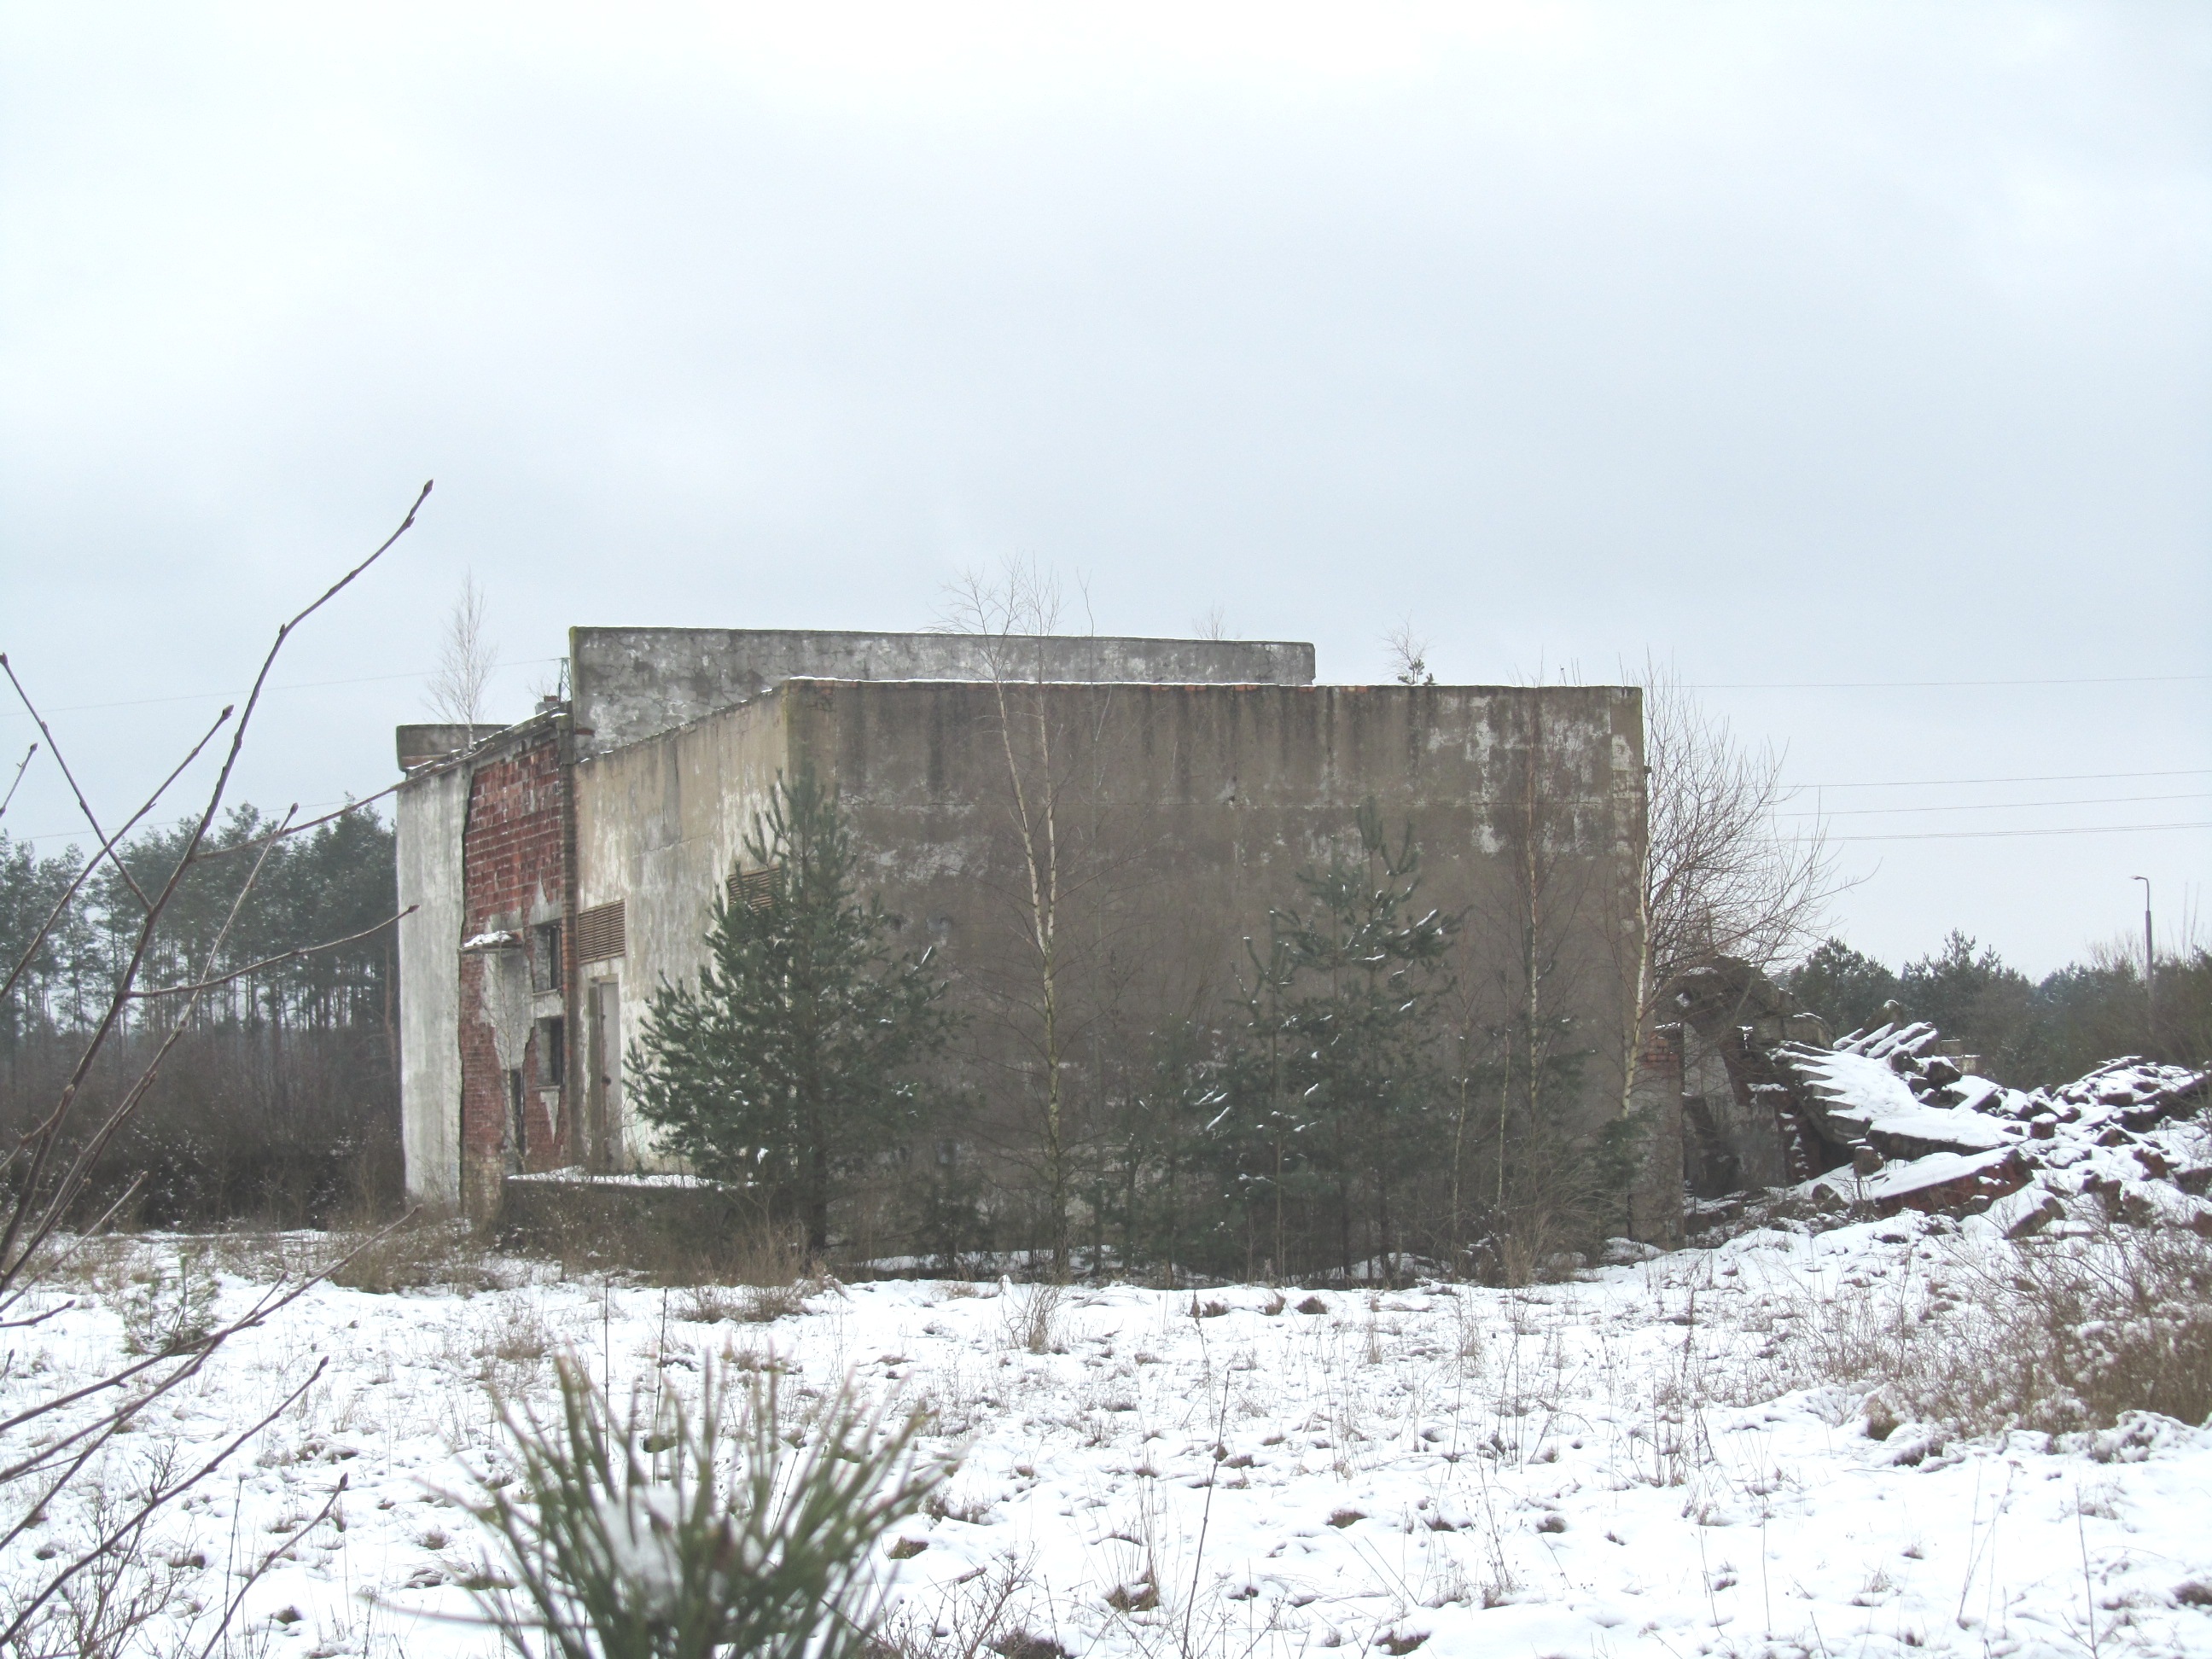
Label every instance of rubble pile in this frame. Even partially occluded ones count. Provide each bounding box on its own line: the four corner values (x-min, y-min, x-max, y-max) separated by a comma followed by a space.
1671, 965, 2209, 1241
1773, 1026, 2209, 1236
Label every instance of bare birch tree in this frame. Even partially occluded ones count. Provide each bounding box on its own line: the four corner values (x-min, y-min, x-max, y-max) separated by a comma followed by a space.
425, 569, 498, 726
937, 559, 1121, 1279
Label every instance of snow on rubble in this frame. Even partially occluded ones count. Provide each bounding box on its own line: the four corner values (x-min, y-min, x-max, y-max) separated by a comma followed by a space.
9, 1217, 2212, 1659
1752, 1019, 2211, 1241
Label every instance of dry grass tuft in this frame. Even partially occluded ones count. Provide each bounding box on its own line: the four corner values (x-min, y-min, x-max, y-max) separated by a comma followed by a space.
739, 1282, 810, 1322
1004, 1283, 1066, 1355
676, 1278, 814, 1324
325, 1218, 494, 1295
1778, 1221, 2212, 1439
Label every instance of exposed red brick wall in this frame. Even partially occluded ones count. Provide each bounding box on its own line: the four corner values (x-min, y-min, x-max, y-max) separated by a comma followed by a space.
458, 730, 570, 1216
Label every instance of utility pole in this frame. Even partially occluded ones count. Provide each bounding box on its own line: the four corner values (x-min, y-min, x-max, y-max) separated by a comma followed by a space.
2133, 876, 2155, 1051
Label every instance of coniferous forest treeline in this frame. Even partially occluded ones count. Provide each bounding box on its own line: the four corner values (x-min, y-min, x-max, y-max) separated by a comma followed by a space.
0, 806, 399, 1225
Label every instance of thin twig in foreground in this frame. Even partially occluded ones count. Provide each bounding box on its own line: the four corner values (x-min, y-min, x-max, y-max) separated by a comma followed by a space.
129, 906, 416, 998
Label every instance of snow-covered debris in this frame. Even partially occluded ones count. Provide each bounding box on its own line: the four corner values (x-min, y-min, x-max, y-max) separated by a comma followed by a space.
1663, 958, 2209, 1241
1778, 1042, 2021, 1158
1763, 1029, 2208, 1234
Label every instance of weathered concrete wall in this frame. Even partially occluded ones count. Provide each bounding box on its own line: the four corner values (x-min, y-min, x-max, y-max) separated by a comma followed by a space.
572, 695, 791, 1168
573, 678, 1650, 1193
570, 628, 1316, 758
396, 762, 469, 1207
789, 678, 1646, 1140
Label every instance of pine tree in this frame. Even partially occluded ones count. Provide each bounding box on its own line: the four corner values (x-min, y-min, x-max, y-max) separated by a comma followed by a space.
1784, 937, 1900, 1036
1250, 801, 1456, 1283
632, 771, 956, 1254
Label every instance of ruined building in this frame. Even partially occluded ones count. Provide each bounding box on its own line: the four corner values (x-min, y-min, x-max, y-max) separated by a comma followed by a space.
394, 628, 1661, 1242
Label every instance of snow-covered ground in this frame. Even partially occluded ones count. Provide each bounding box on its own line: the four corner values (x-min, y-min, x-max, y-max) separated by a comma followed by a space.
9, 1219, 2212, 1659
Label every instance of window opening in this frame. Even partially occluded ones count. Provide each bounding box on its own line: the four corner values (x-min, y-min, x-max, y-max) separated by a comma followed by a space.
537, 1016, 566, 1088
532, 921, 563, 992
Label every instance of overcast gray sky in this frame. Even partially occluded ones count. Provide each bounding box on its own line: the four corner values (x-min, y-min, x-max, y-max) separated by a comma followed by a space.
2, 2, 2205, 975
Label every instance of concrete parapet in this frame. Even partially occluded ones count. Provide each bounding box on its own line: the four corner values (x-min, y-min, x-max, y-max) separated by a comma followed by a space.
570, 626, 1317, 756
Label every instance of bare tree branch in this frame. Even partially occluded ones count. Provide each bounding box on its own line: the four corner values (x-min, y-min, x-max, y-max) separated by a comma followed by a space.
0, 1175, 147, 1309
5, 803, 303, 1284
184, 779, 402, 861
0, 484, 429, 1659
0, 479, 430, 1287
1637, 655, 1846, 987
1383, 619, 1435, 687
0, 1209, 413, 1470
0, 741, 34, 819
129, 906, 415, 998
0, 1358, 331, 1652
1, 655, 157, 910
0, 703, 232, 1011
194, 1464, 348, 1659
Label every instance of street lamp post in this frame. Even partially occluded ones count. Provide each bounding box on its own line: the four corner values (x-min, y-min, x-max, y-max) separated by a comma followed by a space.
2133, 876, 2155, 1051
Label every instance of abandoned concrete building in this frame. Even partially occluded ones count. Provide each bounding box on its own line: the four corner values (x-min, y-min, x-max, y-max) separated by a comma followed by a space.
394, 627, 1662, 1246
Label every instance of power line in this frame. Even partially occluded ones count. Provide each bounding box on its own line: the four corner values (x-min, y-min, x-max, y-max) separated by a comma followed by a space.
1685, 673, 2209, 690
9, 790, 394, 846
1830, 820, 2212, 843
1789, 767, 2212, 789
1782, 791, 2212, 819
0, 659, 567, 719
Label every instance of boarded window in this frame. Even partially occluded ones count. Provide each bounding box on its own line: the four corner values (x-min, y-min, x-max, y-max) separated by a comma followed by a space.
574, 900, 626, 963
725, 866, 781, 913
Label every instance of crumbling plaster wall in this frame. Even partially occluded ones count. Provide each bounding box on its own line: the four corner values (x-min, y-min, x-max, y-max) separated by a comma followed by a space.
457, 723, 572, 1215
576, 678, 1650, 1185
396, 762, 469, 1207
570, 628, 1316, 758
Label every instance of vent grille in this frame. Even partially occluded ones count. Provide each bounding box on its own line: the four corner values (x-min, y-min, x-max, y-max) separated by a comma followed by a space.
573, 900, 626, 963
726, 867, 781, 913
